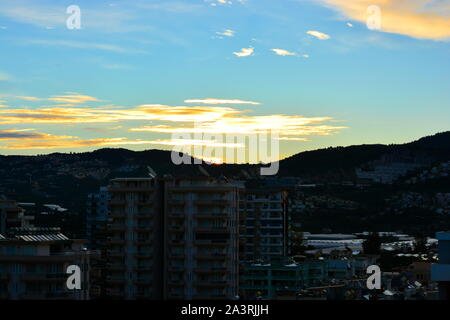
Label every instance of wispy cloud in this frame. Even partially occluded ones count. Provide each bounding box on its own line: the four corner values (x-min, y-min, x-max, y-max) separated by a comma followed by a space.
147, 138, 244, 148
307, 30, 331, 40
0, 72, 12, 81
25, 40, 147, 54
184, 98, 260, 105
15, 96, 43, 101
48, 93, 100, 105
136, 1, 204, 13
0, 129, 73, 140
271, 48, 296, 56
131, 114, 346, 137
233, 47, 254, 57
216, 29, 235, 37
1, 92, 346, 154
0, 104, 240, 124
0, 1, 150, 33
0, 137, 158, 150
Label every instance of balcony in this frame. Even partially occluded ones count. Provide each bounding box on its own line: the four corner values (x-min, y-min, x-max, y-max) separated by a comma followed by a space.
134, 279, 153, 285
109, 186, 154, 193
196, 213, 229, 219
196, 281, 227, 288
195, 200, 231, 206
135, 266, 153, 272
194, 240, 229, 246
135, 253, 153, 259
109, 265, 125, 271
109, 200, 126, 206
195, 267, 228, 274
134, 226, 152, 232
107, 277, 126, 284
109, 239, 125, 245
168, 226, 185, 233
110, 212, 126, 218
169, 213, 186, 219
108, 251, 126, 258
137, 213, 154, 219
20, 273, 67, 282
168, 266, 184, 272
169, 239, 185, 246
108, 225, 125, 232
196, 253, 228, 261
168, 280, 184, 287
135, 239, 152, 245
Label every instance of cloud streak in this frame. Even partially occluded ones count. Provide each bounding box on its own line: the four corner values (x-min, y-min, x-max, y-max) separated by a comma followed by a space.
184, 98, 260, 105
271, 49, 296, 56
233, 47, 254, 57
307, 30, 331, 40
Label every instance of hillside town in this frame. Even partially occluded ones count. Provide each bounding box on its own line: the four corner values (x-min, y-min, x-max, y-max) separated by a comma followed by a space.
1, 147, 449, 300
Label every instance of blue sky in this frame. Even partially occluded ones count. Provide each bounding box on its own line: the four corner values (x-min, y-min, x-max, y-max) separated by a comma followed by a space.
0, 0, 449, 161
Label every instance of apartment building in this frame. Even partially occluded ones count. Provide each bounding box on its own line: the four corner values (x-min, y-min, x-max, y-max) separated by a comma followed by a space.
106, 178, 162, 299
106, 176, 242, 300
164, 177, 241, 300
240, 259, 327, 299
0, 227, 96, 300
0, 197, 34, 234
86, 187, 110, 250
240, 188, 288, 262
431, 231, 450, 300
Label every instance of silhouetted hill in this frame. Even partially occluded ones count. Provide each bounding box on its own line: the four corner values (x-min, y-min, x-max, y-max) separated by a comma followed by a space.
408, 131, 450, 149
0, 131, 447, 191
276, 131, 449, 178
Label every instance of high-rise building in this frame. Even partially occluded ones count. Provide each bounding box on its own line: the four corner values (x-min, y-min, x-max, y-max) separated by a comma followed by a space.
86, 187, 110, 250
164, 177, 241, 300
240, 188, 289, 263
86, 187, 112, 299
105, 177, 242, 300
107, 178, 161, 299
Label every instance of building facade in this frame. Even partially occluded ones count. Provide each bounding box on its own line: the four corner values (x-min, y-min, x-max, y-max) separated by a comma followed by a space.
431, 231, 450, 300
0, 227, 95, 300
240, 188, 288, 262
106, 177, 242, 300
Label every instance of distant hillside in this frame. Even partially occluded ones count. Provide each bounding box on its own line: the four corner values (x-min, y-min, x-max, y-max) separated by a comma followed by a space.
0, 131, 448, 204
277, 131, 450, 178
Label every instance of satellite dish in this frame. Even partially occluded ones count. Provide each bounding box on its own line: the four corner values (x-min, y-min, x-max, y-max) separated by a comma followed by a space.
198, 166, 210, 177
147, 166, 157, 178
240, 169, 251, 179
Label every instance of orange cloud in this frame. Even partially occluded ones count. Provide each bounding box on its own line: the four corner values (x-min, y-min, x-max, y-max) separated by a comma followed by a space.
321, 0, 450, 40
0, 137, 161, 150
0, 129, 73, 140
0, 93, 347, 154
15, 96, 43, 101
0, 105, 241, 124
131, 115, 346, 137
48, 93, 100, 104
184, 98, 261, 105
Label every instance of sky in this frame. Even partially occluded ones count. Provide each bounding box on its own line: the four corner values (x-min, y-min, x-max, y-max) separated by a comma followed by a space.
0, 0, 449, 162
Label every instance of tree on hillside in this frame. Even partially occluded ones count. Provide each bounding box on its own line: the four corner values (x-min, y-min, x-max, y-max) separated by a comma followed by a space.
363, 232, 382, 255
